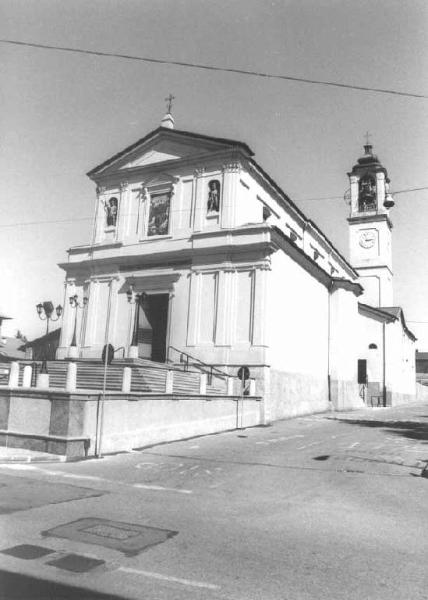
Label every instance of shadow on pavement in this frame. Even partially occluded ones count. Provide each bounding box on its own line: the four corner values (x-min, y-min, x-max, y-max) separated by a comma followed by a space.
0, 570, 130, 600
334, 418, 428, 444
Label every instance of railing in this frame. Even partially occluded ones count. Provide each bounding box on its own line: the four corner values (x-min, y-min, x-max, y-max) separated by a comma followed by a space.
167, 346, 229, 386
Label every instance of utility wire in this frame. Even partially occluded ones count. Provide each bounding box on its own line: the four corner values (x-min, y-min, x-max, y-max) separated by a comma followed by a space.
1, 184, 427, 229
1, 38, 427, 100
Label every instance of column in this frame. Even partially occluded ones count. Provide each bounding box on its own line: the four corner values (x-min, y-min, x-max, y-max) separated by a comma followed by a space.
117, 181, 130, 240
192, 168, 206, 232
349, 175, 359, 215
252, 265, 269, 346
186, 272, 201, 346
83, 279, 99, 348
220, 162, 240, 229
215, 269, 234, 345
106, 276, 122, 348
94, 186, 107, 243
57, 279, 76, 358
376, 171, 386, 211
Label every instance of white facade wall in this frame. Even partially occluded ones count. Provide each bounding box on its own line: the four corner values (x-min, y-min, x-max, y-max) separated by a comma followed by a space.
264, 250, 330, 420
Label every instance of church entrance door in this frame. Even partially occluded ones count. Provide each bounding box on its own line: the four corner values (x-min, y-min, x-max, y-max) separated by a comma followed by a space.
138, 293, 169, 363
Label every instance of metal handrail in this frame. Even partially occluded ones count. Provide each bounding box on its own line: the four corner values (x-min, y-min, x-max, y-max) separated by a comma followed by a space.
167, 346, 230, 384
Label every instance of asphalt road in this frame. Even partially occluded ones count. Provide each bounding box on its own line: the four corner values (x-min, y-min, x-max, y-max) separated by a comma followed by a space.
0, 403, 427, 600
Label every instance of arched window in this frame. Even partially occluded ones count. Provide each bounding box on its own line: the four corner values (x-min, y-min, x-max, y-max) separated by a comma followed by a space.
207, 180, 220, 213
358, 175, 376, 212
368, 343, 378, 350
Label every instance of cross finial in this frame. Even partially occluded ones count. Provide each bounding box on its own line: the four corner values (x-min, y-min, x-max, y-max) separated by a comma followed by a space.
364, 131, 371, 146
165, 93, 175, 114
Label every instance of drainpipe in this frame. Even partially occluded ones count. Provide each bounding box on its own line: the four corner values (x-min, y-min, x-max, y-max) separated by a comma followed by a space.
382, 321, 386, 407
96, 277, 114, 458
327, 281, 333, 405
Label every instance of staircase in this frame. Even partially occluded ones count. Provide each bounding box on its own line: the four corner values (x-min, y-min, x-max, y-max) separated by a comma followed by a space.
13, 359, 227, 395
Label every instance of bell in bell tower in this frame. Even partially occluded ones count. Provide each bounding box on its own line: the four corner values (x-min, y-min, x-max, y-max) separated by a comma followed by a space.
347, 135, 395, 307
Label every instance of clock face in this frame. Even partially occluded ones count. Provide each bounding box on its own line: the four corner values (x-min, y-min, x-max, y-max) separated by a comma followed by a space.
359, 230, 376, 249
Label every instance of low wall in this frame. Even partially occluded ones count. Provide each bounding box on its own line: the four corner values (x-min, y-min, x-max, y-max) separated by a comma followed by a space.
0, 388, 262, 457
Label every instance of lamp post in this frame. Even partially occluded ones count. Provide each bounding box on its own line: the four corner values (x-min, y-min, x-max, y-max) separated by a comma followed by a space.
126, 287, 144, 359
36, 301, 63, 373
68, 294, 88, 359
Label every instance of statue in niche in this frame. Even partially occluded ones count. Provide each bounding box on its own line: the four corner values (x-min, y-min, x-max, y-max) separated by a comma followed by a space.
358, 175, 376, 211
207, 180, 220, 213
105, 197, 118, 227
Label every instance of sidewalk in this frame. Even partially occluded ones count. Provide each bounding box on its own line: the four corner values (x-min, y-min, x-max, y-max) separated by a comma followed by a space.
0, 446, 66, 463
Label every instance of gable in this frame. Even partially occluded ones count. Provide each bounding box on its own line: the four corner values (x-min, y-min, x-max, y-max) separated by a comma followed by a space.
120, 139, 205, 170
87, 127, 254, 179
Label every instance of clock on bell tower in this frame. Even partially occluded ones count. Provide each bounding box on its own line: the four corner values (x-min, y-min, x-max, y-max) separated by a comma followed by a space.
347, 137, 395, 307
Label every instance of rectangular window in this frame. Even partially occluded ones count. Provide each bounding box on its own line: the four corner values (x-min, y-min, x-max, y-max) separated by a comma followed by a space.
147, 193, 170, 237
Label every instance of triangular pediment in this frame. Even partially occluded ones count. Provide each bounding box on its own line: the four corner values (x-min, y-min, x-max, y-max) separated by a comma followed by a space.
87, 127, 254, 178
120, 139, 203, 169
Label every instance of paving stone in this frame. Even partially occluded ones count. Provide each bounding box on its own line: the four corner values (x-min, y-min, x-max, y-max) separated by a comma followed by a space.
1, 544, 55, 559
46, 553, 105, 573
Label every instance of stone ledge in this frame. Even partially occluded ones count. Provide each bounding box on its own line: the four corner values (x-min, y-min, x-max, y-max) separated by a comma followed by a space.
0, 430, 90, 458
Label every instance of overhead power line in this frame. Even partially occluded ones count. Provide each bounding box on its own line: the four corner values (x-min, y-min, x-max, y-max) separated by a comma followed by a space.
1, 184, 427, 230
1, 38, 427, 100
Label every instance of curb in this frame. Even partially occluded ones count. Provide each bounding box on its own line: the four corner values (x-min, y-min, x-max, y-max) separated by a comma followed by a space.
0, 455, 66, 464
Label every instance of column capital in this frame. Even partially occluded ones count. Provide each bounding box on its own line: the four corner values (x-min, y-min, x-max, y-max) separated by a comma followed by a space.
222, 162, 241, 174
193, 167, 206, 178
96, 185, 107, 196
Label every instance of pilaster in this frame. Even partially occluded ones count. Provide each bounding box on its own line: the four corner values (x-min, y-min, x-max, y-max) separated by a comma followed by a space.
220, 162, 240, 229
215, 269, 234, 345
252, 265, 269, 346
193, 167, 206, 232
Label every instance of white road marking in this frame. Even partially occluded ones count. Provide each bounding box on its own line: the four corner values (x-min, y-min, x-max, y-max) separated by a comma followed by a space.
1, 465, 192, 495
133, 483, 192, 494
118, 566, 220, 590
296, 441, 323, 450
256, 434, 304, 445
62, 474, 103, 481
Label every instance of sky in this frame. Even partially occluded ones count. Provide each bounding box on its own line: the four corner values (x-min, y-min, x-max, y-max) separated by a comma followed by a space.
1, 0, 428, 345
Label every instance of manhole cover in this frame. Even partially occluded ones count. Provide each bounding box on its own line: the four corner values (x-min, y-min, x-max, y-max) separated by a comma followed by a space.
42, 518, 178, 556
1, 544, 55, 560
81, 523, 142, 540
46, 553, 105, 573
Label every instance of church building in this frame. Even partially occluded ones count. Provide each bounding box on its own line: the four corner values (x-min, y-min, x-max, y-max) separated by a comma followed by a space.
56, 110, 416, 421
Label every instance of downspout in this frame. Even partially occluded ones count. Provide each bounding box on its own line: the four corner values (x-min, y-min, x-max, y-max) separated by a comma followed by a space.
327, 281, 333, 405
382, 321, 386, 407
96, 277, 114, 458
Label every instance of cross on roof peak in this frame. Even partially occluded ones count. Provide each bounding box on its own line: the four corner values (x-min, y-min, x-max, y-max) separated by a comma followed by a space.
165, 93, 175, 114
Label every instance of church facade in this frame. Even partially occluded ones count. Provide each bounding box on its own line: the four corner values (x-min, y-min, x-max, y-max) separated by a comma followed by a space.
56, 113, 416, 421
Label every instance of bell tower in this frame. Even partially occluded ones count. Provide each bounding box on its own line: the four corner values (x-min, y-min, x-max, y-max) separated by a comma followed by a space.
347, 137, 395, 307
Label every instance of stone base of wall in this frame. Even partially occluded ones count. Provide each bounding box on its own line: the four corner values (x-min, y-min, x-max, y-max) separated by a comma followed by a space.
0, 431, 89, 457
330, 379, 364, 411
0, 388, 263, 458
267, 370, 330, 421
389, 390, 421, 407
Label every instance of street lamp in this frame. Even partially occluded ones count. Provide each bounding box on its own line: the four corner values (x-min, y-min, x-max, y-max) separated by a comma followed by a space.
35, 301, 63, 373
126, 287, 145, 359
68, 294, 88, 359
